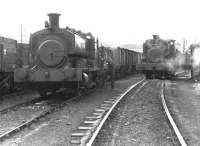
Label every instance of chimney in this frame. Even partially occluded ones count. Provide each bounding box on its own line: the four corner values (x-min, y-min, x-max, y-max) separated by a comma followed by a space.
47, 13, 60, 31
153, 35, 159, 40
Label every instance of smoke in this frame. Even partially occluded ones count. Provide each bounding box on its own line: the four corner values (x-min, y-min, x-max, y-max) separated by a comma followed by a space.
192, 47, 200, 66
191, 47, 200, 77
165, 53, 186, 72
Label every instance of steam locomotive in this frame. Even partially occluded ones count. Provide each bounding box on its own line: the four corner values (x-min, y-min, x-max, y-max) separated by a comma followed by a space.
14, 13, 98, 96
136, 35, 179, 79
14, 13, 142, 96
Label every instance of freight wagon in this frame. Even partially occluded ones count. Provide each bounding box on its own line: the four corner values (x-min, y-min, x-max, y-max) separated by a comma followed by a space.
113, 47, 142, 78
0, 37, 17, 92
0, 37, 30, 93
0, 37, 18, 72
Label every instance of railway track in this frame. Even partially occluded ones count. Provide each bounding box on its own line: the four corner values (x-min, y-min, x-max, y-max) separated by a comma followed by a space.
0, 95, 44, 114
0, 88, 75, 114
160, 82, 187, 146
70, 78, 146, 146
0, 96, 49, 141
0, 88, 94, 142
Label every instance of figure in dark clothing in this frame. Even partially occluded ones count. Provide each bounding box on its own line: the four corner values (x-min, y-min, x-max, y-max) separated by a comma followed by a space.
107, 61, 115, 89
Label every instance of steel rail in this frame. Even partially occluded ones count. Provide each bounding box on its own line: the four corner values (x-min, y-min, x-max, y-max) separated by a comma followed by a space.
160, 82, 187, 146
0, 96, 43, 114
85, 78, 146, 146
0, 110, 50, 141
0, 87, 80, 114
0, 89, 94, 142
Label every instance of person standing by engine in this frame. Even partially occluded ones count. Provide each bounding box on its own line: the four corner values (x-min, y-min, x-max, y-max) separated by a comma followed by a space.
107, 58, 115, 89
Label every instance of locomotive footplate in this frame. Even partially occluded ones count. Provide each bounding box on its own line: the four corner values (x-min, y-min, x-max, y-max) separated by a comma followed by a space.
14, 67, 83, 82
136, 63, 168, 71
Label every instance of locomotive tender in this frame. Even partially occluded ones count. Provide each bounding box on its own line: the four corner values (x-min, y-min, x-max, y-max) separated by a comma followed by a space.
136, 35, 177, 78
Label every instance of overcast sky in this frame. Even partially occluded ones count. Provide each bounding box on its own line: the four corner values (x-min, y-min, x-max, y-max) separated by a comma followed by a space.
0, 0, 199, 48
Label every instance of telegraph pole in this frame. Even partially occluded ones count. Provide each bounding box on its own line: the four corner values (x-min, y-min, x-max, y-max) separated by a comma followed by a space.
21, 24, 23, 43
0, 44, 3, 72
183, 38, 187, 53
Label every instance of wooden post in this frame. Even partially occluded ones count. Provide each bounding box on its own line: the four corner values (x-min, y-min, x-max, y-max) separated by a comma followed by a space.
0, 44, 3, 72
190, 45, 194, 79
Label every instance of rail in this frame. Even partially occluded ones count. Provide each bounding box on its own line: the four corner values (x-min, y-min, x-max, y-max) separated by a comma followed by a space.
84, 78, 146, 146
0, 88, 95, 142
160, 82, 187, 146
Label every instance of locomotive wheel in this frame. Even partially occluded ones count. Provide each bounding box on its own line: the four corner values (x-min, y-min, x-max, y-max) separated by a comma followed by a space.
96, 71, 105, 88
145, 73, 151, 79
97, 77, 105, 87
116, 72, 121, 79
9, 75, 14, 93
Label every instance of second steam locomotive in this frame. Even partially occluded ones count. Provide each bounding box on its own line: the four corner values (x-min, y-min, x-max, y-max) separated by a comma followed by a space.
136, 35, 180, 79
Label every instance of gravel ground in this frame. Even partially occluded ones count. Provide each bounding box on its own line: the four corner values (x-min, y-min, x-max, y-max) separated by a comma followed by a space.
165, 80, 200, 145
1, 75, 143, 146
93, 80, 178, 146
0, 104, 49, 136
0, 91, 39, 111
